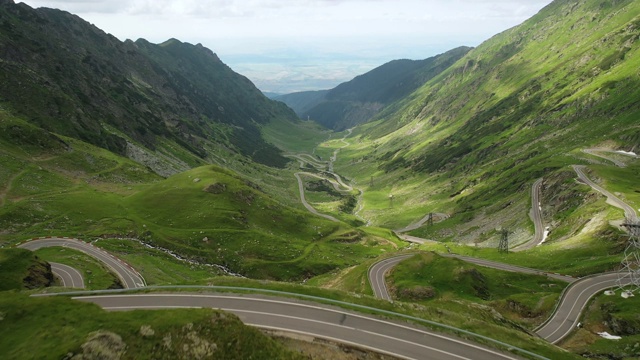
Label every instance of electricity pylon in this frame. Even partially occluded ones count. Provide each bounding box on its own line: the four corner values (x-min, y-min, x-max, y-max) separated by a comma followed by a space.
616, 219, 640, 296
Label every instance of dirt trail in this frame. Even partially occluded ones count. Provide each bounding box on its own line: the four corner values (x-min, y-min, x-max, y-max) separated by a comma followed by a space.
0, 170, 25, 207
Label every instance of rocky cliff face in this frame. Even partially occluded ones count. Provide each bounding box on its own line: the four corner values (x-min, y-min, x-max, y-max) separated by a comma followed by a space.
22, 257, 54, 289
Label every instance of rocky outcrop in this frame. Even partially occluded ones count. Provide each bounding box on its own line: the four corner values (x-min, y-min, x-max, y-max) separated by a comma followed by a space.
22, 257, 54, 289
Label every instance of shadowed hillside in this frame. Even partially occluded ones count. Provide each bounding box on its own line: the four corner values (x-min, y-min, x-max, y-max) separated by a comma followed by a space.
278, 47, 471, 130
0, 0, 298, 172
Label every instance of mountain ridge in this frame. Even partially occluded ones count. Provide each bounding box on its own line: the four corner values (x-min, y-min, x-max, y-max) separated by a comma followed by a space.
0, 1, 298, 172
277, 47, 472, 130
327, 0, 639, 245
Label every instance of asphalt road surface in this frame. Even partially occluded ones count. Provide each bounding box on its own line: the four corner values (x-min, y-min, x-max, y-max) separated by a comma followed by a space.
395, 213, 449, 233
290, 129, 360, 223
573, 165, 638, 222
18, 237, 145, 288
368, 253, 574, 301
366, 253, 626, 347
512, 178, 544, 251
582, 149, 637, 168
396, 233, 437, 244
294, 172, 340, 222
535, 272, 627, 344
368, 254, 414, 300
50, 262, 84, 288
442, 254, 575, 282
76, 293, 522, 360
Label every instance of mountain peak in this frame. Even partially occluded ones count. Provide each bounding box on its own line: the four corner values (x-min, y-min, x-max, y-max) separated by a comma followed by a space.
160, 38, 182, 47
0, 3, 297, 169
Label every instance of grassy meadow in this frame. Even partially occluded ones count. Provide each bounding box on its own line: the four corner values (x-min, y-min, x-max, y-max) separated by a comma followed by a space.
0, 293, 304, 360
563, 291, 640, 359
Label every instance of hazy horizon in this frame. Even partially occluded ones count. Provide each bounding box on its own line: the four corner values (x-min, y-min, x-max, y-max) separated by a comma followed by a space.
21, 0, 553, 94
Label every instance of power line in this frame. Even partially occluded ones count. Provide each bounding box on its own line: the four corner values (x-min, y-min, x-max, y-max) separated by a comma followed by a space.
615, 219, 640, 297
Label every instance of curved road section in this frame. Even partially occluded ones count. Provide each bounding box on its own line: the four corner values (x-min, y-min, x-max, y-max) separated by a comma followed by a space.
368, 254, 414, 301
573, 165, 638, 222
536, 273, 628, 344
512, 178, 544, 251
582, 149, 637, 168
294, 173, 340, 222
442, 254, 575, 283
367, 253, 625, 346
290, 129, 362, 223
50, 262, 85, 288
76, 293, 520, 360
18, 237, 145, 288
368, 253, 574, 303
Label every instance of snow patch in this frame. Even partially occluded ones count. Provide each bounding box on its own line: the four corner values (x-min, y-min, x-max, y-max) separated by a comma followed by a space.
615, 150, 637, 156
598, 332, 621, 340
538, 227, 550, 246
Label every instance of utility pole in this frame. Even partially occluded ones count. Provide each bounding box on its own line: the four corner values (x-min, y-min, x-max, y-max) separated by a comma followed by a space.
427, 212, 434, 227
389, 194, 394, 208
498, 229, 509, 253
615, 219, 640, 297
370, 176, 374, 187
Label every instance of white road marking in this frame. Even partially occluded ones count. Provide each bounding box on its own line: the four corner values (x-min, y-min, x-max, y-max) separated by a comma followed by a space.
78, 294, 518, 360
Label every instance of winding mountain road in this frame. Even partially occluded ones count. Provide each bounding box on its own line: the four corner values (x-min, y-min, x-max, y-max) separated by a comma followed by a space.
368, 254, 414, 300
294, 172, 340, 222
50, 262, 85, 288
395, 213, 450, 233
536, 272, 625, 344
366, 252, 625, 345
75, 293, 522, 360
16, 153, 636, 356
290, 129, 358, 223
328, 128, 353, 172
582, 149, 637, 168
573, 165, 638, 222
512, 178, 545, 251
20, 236, 531, 358
18, 237, 145, 288
442, 254, 575, 282
373, 158, 640, 343
368, 253, 575, 302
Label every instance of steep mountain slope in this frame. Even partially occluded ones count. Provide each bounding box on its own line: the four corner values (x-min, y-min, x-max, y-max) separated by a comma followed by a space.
0, 0, 297, 173
274, 89, 329, 115
279, 47, 471, 130
332, 0, 640, 245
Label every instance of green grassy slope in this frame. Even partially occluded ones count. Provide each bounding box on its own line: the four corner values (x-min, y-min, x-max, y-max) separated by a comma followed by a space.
33, 247, 122, 290
0, 109, 395, 281
563, 292, 640, 359
0, 1, 298, 170
299, 47, 472, 131
389, 253, 565, 327
329, 0, 640, 249
0, 248, 52, 291
0, 293, 303, 360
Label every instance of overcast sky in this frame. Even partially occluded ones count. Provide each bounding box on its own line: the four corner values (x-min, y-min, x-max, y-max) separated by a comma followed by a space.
20, 0, 553, 93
